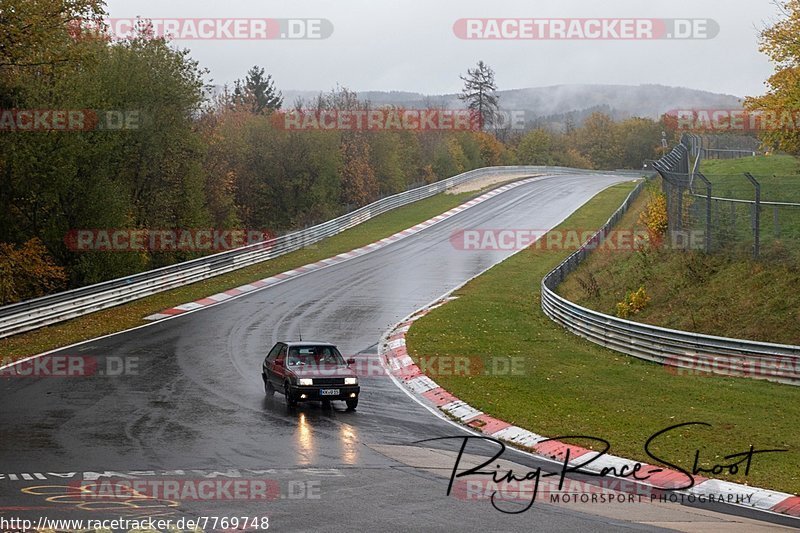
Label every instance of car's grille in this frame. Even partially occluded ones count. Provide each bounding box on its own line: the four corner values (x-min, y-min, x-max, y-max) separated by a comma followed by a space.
313, 377, 345, 386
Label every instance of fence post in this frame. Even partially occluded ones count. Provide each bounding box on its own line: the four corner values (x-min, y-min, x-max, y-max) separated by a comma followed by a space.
676, 180, 683, 232
744, 172, 761, 259
695, 173, 712, 253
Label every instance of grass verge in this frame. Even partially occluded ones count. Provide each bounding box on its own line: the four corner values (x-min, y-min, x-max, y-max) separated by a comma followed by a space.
701, 154, 800, 202
1, 188, 495, 362
406, 181, 799, 494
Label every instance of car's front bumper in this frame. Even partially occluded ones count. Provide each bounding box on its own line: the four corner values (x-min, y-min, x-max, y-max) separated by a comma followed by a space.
289, 385, 360, 401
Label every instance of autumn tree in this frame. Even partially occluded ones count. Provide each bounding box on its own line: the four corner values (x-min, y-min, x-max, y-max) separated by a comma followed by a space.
0, 0, 106, 72
516, 129, 557, 165
196, 106, 248, 229
0, 7, 211, 285
433, 135, 468, 178
574, 112, 623, 169
745, 0, 800, 154
459, 60, 499, 130
617, 117, 662, 169
0, 239, 67, 304
475, 131, 508, 166
369, 128, 421, 195
455, 132, 484, 169
340, 135, 378, 207
316, 87, 378, 208
558, 147, 594, 169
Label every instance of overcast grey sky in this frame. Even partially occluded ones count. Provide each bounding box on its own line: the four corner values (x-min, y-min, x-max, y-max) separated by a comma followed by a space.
105, 0, 782, 98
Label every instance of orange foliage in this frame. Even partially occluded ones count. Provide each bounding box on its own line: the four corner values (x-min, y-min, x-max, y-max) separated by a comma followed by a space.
0, 239, 68, 305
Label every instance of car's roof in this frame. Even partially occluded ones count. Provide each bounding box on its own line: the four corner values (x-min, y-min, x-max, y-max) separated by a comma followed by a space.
279, 341, 336, 347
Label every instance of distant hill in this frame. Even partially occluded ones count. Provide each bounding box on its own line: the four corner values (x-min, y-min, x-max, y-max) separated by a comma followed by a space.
276, 84, 743, 126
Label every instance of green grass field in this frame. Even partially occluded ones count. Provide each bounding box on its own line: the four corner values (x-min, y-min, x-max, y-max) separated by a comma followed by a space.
701, 154, 800, 202
406, 181, 800, 494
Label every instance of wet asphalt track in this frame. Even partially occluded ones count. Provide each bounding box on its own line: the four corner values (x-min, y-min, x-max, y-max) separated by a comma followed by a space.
0, 174, 790, 532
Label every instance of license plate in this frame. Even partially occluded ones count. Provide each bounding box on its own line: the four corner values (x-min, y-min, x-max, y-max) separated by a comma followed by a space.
320, 389, 340, 396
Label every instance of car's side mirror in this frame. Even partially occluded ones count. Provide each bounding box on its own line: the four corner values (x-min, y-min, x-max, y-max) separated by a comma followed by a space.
347, 358, 356, 365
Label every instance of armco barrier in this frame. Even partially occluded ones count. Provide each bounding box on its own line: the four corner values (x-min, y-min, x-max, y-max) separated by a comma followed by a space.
0, 165, 642, 339
541, 144, 800, 385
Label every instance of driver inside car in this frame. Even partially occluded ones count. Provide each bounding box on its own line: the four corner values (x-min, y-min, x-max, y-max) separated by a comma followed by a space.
317, 347, 336, 364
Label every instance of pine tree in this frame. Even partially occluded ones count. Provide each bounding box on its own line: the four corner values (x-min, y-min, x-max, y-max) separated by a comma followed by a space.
458, 61, 499, 130
235, 66, 283, 114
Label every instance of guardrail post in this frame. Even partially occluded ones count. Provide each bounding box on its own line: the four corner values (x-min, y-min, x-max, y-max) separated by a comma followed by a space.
744, 172, 761, 259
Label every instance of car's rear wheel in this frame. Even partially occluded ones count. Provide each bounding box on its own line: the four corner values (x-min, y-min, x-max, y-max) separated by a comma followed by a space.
263, 375, 274, 397
346, 398, 358, 410
285, 384, 297, 407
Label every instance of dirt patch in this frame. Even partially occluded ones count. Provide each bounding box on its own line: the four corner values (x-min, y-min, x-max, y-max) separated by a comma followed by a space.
446, 173, 540, 194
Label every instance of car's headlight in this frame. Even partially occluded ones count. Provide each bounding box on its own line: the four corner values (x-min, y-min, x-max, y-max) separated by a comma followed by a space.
298, 378, 313, 386
344, 377, 358, 385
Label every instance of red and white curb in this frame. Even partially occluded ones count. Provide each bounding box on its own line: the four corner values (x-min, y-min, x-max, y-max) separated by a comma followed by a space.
144, 176, 545, 321
380, 304, 800, 519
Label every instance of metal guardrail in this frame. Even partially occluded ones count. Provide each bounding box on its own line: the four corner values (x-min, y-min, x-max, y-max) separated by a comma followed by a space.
0, 165, 643, 339
541, 142, 800, 386
541, 283, 800, 385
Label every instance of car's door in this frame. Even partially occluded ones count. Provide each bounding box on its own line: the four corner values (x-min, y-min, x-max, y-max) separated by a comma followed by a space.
270, 344, 288, 387
264, 343, 282, 381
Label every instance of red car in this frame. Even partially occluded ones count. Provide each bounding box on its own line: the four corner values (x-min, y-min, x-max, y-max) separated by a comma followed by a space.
262, 341, 360, 410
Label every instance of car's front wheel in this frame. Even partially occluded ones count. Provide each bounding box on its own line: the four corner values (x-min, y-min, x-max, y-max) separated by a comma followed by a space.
285, 383, 297, 407
346, 398, 358, 410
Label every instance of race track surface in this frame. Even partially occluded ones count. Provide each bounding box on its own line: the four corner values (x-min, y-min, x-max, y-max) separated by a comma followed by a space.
1, 174, 788, 532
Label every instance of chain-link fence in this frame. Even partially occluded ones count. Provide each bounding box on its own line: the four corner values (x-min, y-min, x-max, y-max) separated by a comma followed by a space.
703, 149, 759, 160
699, 133, 761, 154
654, 135, 800, 259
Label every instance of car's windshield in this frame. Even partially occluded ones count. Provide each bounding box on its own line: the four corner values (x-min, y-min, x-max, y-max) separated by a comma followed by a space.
287, 346, 345, 366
